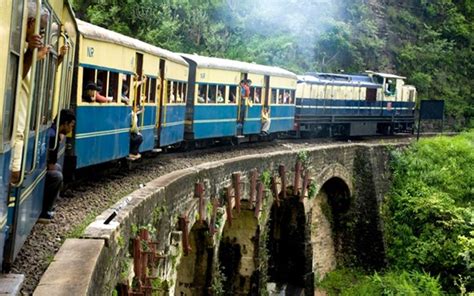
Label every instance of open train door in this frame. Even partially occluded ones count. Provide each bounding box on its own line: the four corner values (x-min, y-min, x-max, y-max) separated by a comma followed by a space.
155, 59, 165, 145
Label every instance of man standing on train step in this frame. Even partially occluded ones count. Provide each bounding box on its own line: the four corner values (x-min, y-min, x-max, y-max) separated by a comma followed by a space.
39, 109, 76, 223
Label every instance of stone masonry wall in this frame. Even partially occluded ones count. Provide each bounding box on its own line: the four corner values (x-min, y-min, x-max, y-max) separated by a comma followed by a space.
35, 142, 406, 295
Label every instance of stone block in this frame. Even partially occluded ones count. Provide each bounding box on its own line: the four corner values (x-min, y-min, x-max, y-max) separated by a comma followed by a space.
34, 239, 104, 296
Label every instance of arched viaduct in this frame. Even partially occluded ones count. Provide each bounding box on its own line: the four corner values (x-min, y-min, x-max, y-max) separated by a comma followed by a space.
34, 142, 402, 295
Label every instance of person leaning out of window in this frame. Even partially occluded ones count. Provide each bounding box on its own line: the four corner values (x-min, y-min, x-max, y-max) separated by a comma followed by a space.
82, 82, 112, 103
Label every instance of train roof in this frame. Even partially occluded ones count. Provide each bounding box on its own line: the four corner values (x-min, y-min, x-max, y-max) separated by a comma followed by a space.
366, 71, 406, 80
76, 19, 188, 66
180, 53, 297, 79
298, 74, 381, 88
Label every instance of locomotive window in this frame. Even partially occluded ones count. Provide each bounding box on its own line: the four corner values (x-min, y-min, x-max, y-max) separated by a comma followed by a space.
271, 89, 277, 104
208, 85, 216, 103
408, 90, 415, 102
228, 86, 237, 104
149, 78, 157, 103
109, 72, 119, 102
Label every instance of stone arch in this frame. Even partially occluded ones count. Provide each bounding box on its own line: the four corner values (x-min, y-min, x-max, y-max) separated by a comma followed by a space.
266, 195, 308, 295
218, 201, 259, 295
175, 221, 213, 296
310, 175, 352, 280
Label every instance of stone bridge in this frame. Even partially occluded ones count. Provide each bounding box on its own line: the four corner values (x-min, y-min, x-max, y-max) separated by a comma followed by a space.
34, 142, 403, 296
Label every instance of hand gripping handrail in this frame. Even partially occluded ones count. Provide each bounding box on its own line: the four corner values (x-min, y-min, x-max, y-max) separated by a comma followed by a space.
50, 33, 72, 153
13, 0, 41, 187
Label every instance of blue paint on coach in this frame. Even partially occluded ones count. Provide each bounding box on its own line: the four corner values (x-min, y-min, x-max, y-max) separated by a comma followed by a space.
0, 148, 12, 268
269, 105, 295, 133
159, 105, 186, 147
6, 129, 48, 264
75, 106, 131, 168
243, 105, 262, 135
192, 105, 238, 139
139, 106, 156, 152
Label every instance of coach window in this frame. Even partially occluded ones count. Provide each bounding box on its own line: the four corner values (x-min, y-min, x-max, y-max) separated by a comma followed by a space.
180, 83, 187, 103
97, 70, 108, 97
216, 85, 225, 104
271, 89, 277, 104
174, 82, 182, 103
108, 72, 119, 102
81, 67, 96, 102
166, 81, 174, 103
197, 84, 208, 104
290, 90, 295, 104
228, 86, 237, 104
208, 85, 216, 103
253, 87, 261, 104
149, 78, 157, 103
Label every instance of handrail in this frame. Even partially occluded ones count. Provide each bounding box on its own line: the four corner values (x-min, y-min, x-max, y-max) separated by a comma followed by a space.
140, 74, 147, 128
13, 0, 41, 187
50, 33, 71, 152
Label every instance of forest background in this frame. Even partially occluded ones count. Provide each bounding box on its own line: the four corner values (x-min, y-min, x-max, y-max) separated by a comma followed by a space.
72, 0, 473, 128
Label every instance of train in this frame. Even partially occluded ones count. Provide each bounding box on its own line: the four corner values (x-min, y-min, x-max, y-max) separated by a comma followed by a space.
0, 0, 416, 272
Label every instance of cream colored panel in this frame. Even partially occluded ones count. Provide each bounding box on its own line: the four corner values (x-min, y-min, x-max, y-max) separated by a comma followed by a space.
270, 76, 296, 89
142, 53, 160, 76
296, 84, 304, 98
80, 39, 135, 72
247, 73, 265, 87
196, 68, 239, 85
166, 62, 188, 81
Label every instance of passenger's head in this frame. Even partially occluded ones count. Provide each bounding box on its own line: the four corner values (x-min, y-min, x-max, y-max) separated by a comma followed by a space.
246, 79, 252, 86
27, 1, 50, 39
240, 79, 246, 86
58, 109, 76, 134
85, 82, 101, 97
122, 84, 129, 96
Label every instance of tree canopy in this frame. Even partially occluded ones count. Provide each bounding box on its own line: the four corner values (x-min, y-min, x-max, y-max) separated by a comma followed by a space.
72, 0, 473, 127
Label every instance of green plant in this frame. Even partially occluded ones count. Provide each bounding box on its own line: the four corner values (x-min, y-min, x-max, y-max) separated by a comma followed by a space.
211, 261, 226, 296
297, 150, 311, 168
260, 170, 272, 189
307, 181, 318, 199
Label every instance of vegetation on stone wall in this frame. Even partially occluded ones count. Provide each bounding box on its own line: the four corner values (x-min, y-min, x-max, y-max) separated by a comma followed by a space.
383, 131, 474, 293
71, 0, 473, 127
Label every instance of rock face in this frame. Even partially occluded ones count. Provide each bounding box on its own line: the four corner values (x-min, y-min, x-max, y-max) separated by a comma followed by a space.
35, 142, 404, 295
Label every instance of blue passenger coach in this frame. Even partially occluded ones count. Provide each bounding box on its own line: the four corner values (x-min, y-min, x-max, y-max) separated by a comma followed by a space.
73, 20, 189, 168
180, 54, 297, 144
295, 72, 416, 137
1, 0, 77, 269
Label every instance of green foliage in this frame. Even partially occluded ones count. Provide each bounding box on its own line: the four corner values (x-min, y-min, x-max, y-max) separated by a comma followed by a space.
73, 0, 472, 125
318, 268, 443, 296
211, 261, 226, 296
307, 181, 318, 199
260, 170, 272, 189
383, 131, 474, 292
